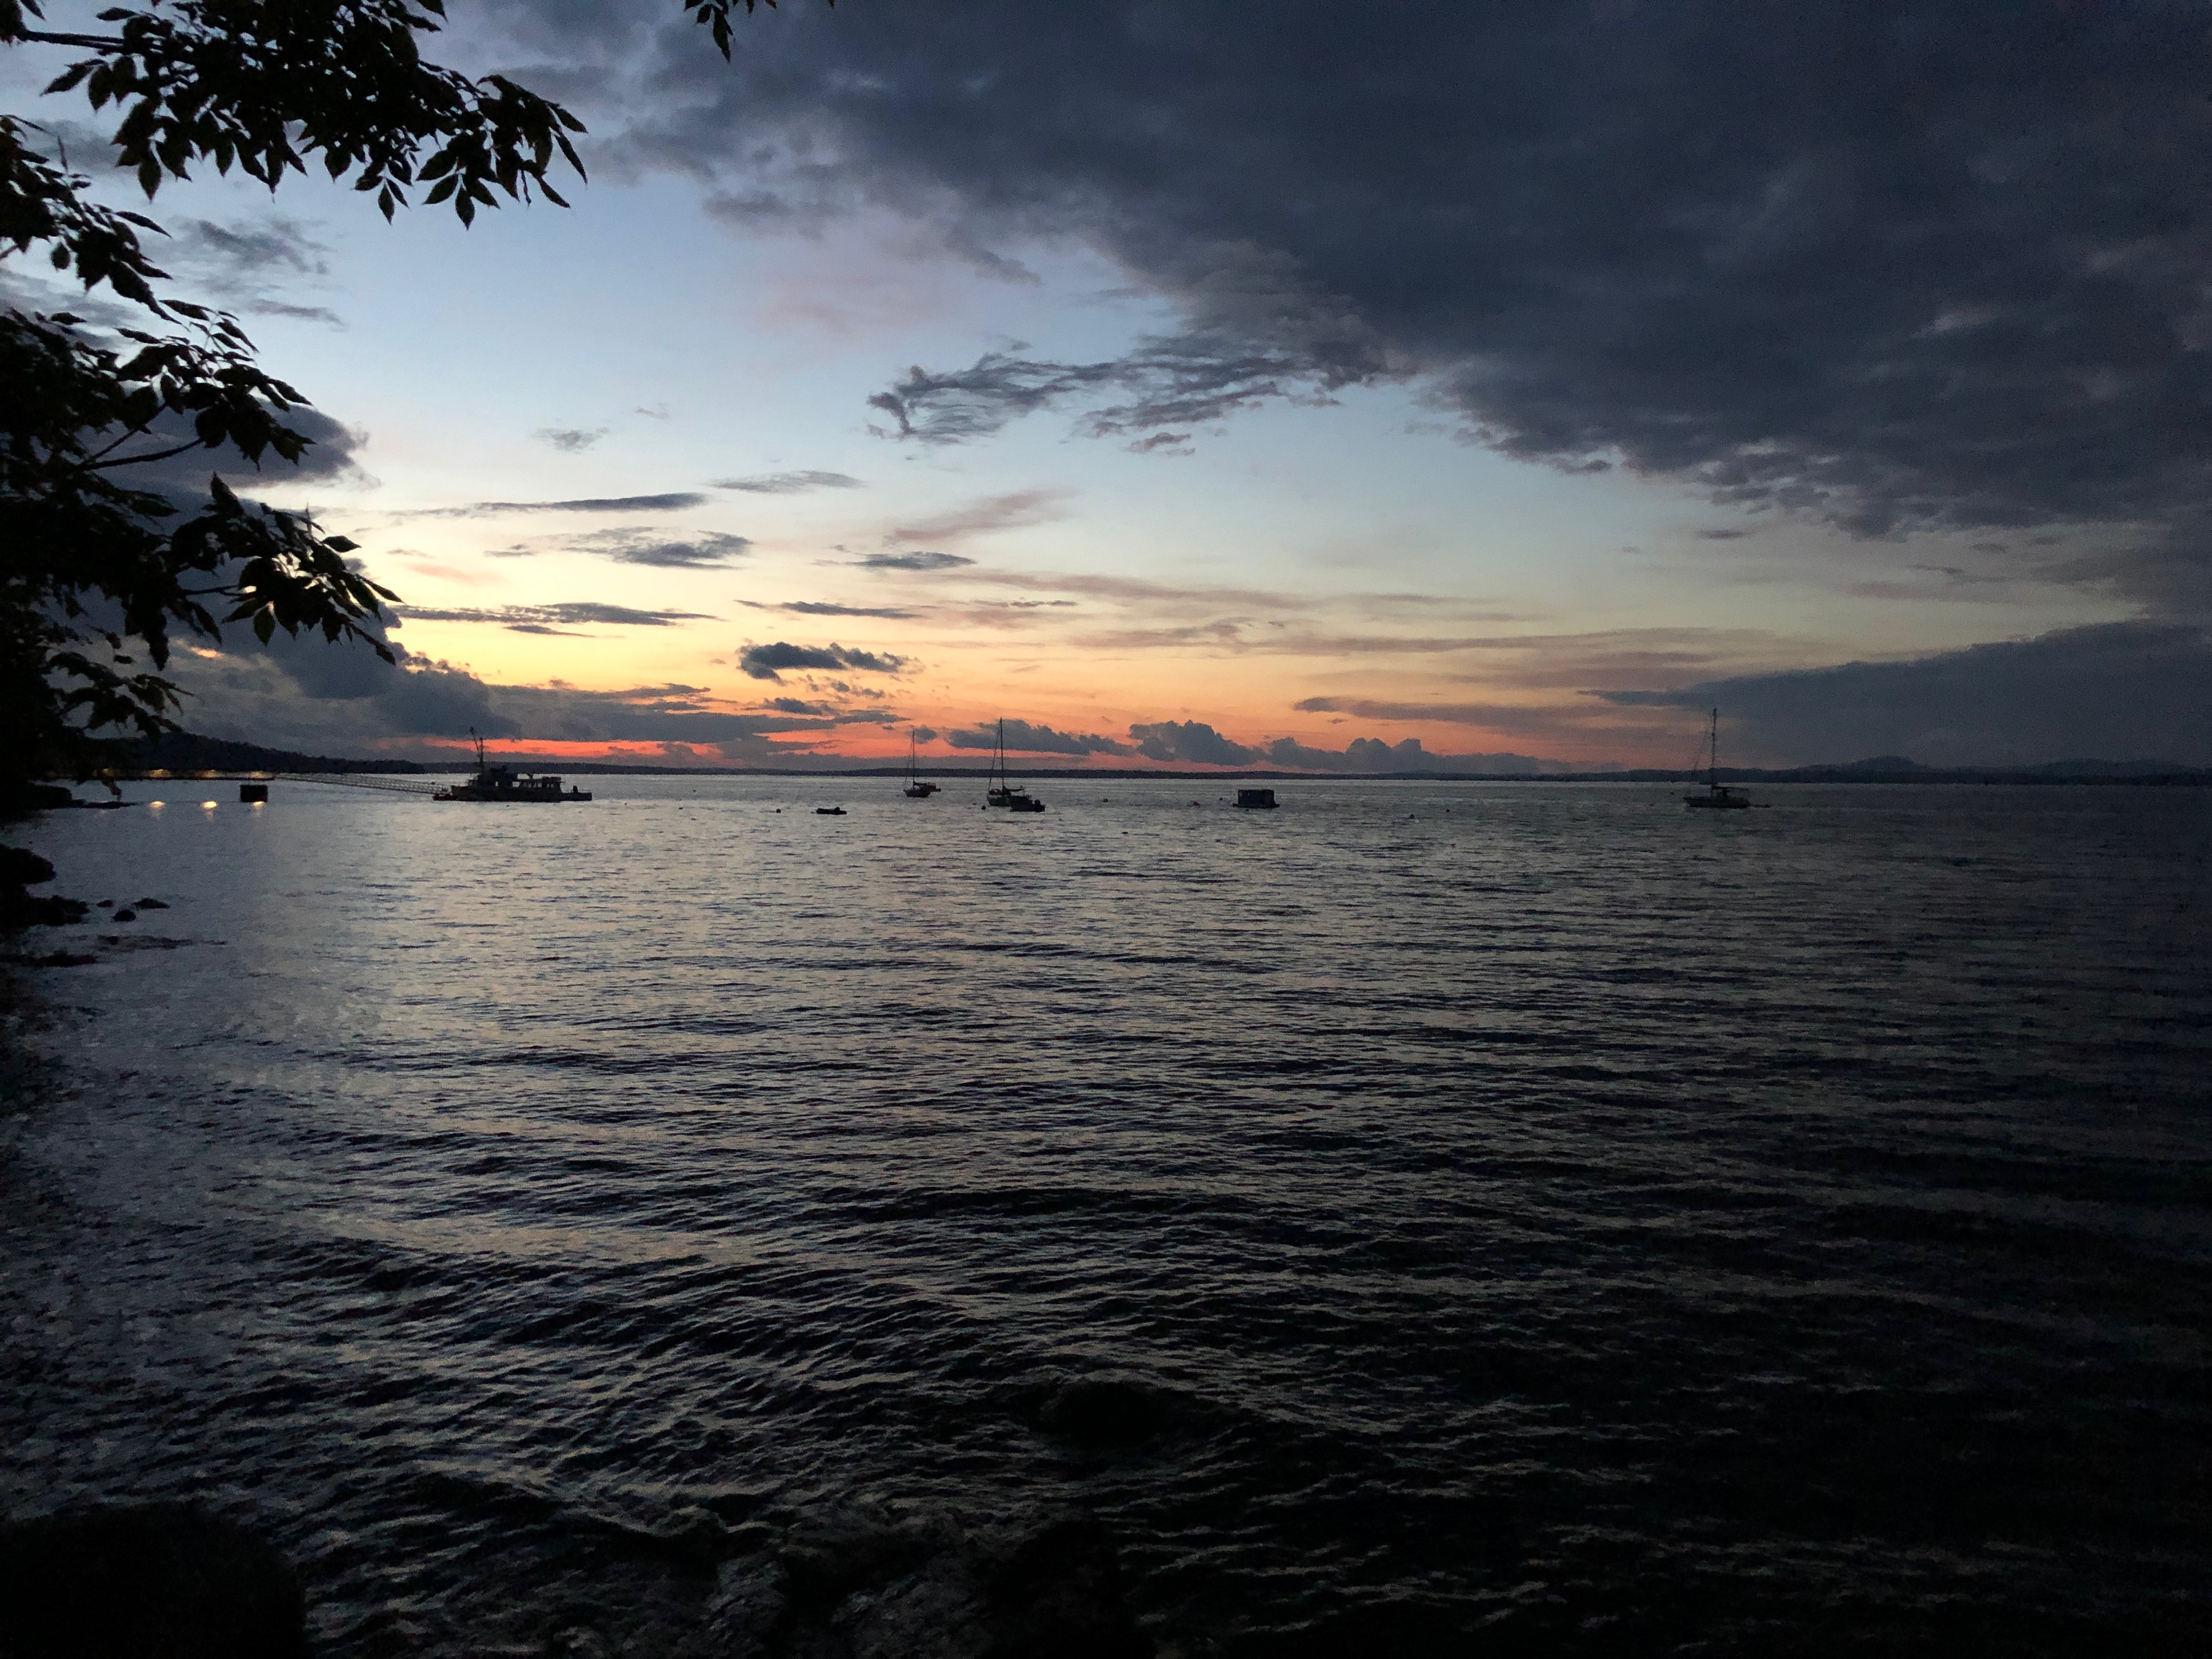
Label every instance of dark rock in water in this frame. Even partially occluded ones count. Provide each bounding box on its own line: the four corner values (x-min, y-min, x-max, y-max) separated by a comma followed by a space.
134, 898, 171, 909
0, 847, 56, 888
1034, 1376, 1180, 1449
0, 1504, 311, 1659
705, 1508, 1150, 1658
96, 899, 113, 908
1, 893, 87, 929
0, 847, 84, 930
0, 782, 74, 814
112, 909, 137, 922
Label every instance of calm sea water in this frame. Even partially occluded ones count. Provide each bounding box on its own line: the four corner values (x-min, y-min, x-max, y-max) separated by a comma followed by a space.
4, 777, 2208, 1655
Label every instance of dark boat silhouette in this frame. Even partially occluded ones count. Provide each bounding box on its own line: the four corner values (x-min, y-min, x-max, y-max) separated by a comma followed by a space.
1684, 708, 1750, 810
902, 733, 940, 798
985, 719, 1046, 811
433, 731, 591, 802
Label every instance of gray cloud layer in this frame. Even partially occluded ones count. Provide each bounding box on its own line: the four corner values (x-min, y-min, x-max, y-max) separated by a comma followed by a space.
1600, 620, 2212, 766
1125, 719, 1569, 774
945, 719, 1131, 757
602, 1, 2212, 613
737, 640, 911, 681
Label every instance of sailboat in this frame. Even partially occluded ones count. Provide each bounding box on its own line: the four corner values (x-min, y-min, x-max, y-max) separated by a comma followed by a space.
1684, 707, 1750, 810
986, 718, 1046, 811
902, 732, 940, 798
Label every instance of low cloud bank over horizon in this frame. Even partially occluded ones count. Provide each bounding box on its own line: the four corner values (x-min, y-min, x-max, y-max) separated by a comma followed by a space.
155, 620, 2211, 772
1602, 621, 2212, 769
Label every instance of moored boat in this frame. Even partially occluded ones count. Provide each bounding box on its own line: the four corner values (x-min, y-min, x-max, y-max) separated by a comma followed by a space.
433, 732, 591, 802
1684, 708, 1749, 810
985, 718, 1046, 811
902, 732, 940, 798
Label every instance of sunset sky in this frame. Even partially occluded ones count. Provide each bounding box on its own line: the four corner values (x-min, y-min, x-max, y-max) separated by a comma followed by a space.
10, 2, 2210, 768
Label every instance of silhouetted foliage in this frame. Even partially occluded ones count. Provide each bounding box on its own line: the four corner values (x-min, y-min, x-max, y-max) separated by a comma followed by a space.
0, 0, 803, 790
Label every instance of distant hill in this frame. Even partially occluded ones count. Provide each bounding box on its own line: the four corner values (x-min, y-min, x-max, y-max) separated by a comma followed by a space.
110, 733, 427, 774
1816, 755, 1926, 774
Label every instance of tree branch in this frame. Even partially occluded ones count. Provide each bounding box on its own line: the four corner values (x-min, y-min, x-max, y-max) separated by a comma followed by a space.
87, 438, 206, 470
16, 31, 127, 50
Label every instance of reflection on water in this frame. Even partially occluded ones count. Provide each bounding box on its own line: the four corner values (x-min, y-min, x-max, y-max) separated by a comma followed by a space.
4, 778, 2208, 1653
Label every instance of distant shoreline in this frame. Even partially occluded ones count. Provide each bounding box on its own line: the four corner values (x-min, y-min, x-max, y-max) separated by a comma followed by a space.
56, 731, 2211, 788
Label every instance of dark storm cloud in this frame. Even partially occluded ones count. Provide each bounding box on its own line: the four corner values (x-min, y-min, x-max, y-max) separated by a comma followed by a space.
165, 632, 854, 761
738, 641, 911, 681
98, 404, 371, 496
1127, 719, 1259, 766
398, 602, 715, 628
608, 1, 2212, 611
870, 268, 1397, 447
1597, 621, 2212, 766
401, 493, 710, 518
713, 470, 864, 493
854, 551, 975, 571
945, 719, 1131, 757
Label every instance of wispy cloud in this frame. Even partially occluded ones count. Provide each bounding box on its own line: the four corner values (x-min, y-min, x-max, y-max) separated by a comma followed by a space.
561, 528, 752, 568
397, 603, 716, 630
853, 550, 974, 571
884, 487, 1074, 545
741, 600, 919, 619
536, 427, 608, 452
713, 470, 864, 493
397, 493, 711, 519
173, 216, 343, 325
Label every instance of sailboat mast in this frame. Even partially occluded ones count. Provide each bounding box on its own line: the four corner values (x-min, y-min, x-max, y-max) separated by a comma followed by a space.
1708, 708, 1719, 787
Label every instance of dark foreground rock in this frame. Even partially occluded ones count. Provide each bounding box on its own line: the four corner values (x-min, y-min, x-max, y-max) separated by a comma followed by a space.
703, 1509, 1153, 1659
0, 1505, 311, 1659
